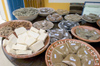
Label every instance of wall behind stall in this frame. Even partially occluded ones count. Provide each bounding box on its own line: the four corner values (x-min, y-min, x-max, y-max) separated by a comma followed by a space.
44, 0, 100, 11
44, 0, 70, 11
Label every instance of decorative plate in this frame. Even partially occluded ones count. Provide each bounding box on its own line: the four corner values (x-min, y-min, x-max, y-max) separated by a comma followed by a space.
45, 39, 100, 66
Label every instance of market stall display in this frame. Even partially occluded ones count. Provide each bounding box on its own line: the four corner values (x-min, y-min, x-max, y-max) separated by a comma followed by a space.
58, 20, 80, 31
46, 13, 63, 22
82, 13, 100, 23
64, 14, 81, 22
45, 39, 100, 66
33, 20, 54, 30
38, 7, 55, 16
71, 26, 100, 42
13, 7, 39, 21
0, 7, 100, 66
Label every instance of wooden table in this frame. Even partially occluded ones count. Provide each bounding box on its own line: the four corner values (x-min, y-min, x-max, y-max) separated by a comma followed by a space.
2, 16, 100, 66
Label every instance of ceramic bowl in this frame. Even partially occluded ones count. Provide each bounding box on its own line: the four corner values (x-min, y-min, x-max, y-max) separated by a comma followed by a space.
81, 14, 100, 23
2, 35, 50, 59
71, 26, 100, 42
64, 14, 81, 22
46, 14, 63, 22
13, 8, 39, 21
97, 19, 100, 27
0, 20, 32, 38
58, 20, 80, 31
82, 17, 96, 23
33, 20, 54, 30
38, 7, 55, 16
45, 39, 100, 66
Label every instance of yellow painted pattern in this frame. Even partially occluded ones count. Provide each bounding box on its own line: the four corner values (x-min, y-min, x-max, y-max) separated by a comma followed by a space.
1, 0, 9, 21
24, 0, 70, 11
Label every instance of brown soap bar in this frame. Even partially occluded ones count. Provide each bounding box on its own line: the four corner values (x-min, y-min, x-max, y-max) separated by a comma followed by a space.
62, 54, 81, 66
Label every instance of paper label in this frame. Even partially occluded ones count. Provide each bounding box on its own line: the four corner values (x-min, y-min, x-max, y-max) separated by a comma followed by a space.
84, 50, 88, 55
54, 54, 57, 58
60, 46, 64, 49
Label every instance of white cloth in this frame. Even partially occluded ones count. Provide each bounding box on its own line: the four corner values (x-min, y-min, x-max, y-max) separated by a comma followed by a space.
0, 37, 14, 66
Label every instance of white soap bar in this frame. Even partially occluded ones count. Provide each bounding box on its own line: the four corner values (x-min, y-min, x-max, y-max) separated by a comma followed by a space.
8, 34, 17, 45
16, 50, 32, 55
17, 32, 28, 44
3, 39, 9, 47
29, 40, 44, 52
39, 29, 46, 34
37, 33, 48, 41
6, 45, 16, 54
8, 33, 16, 39
25, 37, 36, 46
12, 44, 27, 50
30, 27, 39, 33
15, 27, 27, 36
27, 30, 39, 39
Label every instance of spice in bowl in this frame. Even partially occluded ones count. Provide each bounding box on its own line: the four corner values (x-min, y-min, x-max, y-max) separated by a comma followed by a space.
47, 13, 63, 22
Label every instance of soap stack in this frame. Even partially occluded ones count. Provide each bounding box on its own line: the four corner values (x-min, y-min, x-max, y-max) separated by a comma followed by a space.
3, 27, 48, 55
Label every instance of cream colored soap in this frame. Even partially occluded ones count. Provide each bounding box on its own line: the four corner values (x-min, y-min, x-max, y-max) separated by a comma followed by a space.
3, 39, 9, 47
17, 32, 29, 44
12, 44, 27, 50
30, 27, 39, 33
37, 33, 47, 41
27, 30, 39, 39
8, 34, 17, 45
8, 33, 15, 39
15, 27, 27, 36
29, 40, 44, 52
6, 45, 16, 54
25, 37, 36, 46
39, 29, 46, 34
16, 50, 32, 55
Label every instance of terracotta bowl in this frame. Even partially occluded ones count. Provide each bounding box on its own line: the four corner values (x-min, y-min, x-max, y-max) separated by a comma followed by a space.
45, 39, 100, 66
2, 35, 50, 59
71, 26, 100, 43
0, 20, 32, 38
97, 19, 100, 27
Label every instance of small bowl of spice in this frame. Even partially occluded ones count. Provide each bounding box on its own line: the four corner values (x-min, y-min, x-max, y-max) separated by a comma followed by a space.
33, 20, 54, 30
82, 13, 100, 23
71, 26, 100, 43
38, 7, 55, 16
56, 9, 69, 15
64, 14, 81, 22
46, 13, 63, 22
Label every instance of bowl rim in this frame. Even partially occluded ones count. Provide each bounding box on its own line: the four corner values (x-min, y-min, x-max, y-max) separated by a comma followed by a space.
97, 19, 100, 27
71, 25, 100, 42
45, 39, 100, 66
2, 35, 50, 59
